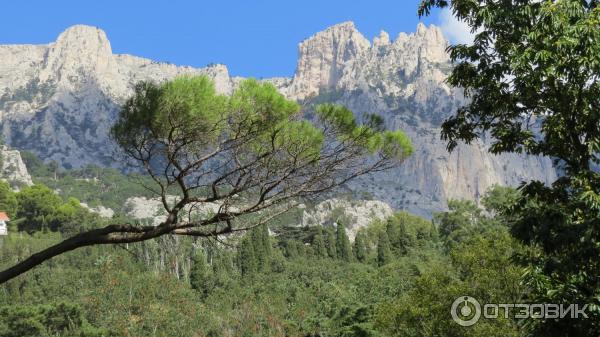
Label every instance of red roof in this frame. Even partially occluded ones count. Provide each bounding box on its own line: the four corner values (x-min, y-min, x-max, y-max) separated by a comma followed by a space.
0, 212, 9, 221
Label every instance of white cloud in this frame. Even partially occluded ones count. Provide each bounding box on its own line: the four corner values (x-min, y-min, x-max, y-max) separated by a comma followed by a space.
438, 8, 474, 44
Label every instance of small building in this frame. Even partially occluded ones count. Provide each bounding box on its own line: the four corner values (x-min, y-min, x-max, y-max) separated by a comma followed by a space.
0, 212, 9, 235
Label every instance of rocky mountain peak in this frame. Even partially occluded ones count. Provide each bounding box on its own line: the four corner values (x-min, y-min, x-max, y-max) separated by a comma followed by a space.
286, 22, 451, 100
290, 21, 371, 99
54, 25, 112, 51
412, 23, 447, 63
40, 25, 121, 92
373, 30, 391, 48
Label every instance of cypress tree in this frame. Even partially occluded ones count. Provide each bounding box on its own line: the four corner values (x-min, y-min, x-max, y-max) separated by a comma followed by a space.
353, 231, 368, 262
284, 240, 299, 259
312, 227, 328, 258
190, 250, 212, 297
239, 236, 257, 277
325, 228, 337, 259
377, 230, 392, 267
387, 218, 409, 255
385, 219, 399, 247
429, 219, 439, 243
336, 222, 352, 261
251, 224, 271, 270
213, 250, 234, 275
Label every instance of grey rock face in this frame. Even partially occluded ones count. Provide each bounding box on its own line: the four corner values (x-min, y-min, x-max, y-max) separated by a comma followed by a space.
288, 21, 371, 99
0, 25, 232, 168
0, 145, 33, 189
0, 23, 557, 216
283, 22, 556, 217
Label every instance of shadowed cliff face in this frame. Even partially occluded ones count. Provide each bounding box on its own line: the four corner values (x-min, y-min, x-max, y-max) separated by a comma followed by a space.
0, 23, 557, 217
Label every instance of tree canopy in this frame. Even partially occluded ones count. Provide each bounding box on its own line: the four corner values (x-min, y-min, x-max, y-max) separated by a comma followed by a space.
419, 0, 600, 335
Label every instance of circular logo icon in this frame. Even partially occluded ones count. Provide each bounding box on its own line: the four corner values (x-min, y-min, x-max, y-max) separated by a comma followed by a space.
451, 296, 481, 326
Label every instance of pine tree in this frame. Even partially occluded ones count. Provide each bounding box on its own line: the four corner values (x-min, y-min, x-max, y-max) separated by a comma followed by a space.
312, 227, 328, 258
336, 222, 352, 262
353, 231, 368, 262
377, 231, 392, 267
0, 181, 18, 217
325, 228, 337, 259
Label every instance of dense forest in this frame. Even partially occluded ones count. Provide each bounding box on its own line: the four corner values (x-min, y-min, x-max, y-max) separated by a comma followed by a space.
0, 156, 524, 336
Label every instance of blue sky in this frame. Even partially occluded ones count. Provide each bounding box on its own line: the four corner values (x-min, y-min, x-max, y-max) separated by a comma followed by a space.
0, 1, 464, 78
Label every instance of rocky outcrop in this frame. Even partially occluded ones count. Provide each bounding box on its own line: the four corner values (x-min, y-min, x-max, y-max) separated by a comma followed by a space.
123, 196, 169, 225
80, 202, 114, 218
287, 22, 451, 104
288, 22, 371, 99
123, 196, 224, 225
0, 145, 33, 189
302, 198, 393, 240
0, 23, 558, 216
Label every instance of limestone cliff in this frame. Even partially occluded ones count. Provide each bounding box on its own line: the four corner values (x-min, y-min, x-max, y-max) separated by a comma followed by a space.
0, 145, 33, 189
279, 22, 556, 216
0, 25, 232, 168
0, 23, 557, 216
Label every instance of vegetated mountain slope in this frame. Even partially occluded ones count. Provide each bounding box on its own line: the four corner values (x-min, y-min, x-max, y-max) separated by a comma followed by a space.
0, 23, 556, 216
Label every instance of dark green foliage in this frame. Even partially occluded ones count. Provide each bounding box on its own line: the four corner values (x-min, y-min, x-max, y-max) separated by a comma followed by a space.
326, 228, 337, 259
385, 217, 407, 255
375, 205, 524, 337
335, 222, 352, 261
381, 212, 435, 255
353, 231, 368, 263
0, 181, 18, 217
238, 236, 257, 277
283, 239, 306, 259
237, 225, 274, 276
4, 180, 105, 235
190, 249, 212, 297
330, 305, 381, 337
376, 231, 392, 267
428, 219, 439, 243
481, 185, 520, 217
435, 200, 482, 240
16, 184, 63, 232
251, 224, 272, 270
21, 152, 158, 212
0, 303, 108, 337
0, 193, 526, 337
312, 227, 328, 258
419, 1, 600, 334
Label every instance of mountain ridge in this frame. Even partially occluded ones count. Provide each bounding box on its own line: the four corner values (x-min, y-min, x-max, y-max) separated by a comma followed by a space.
0, 23, 557, 216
